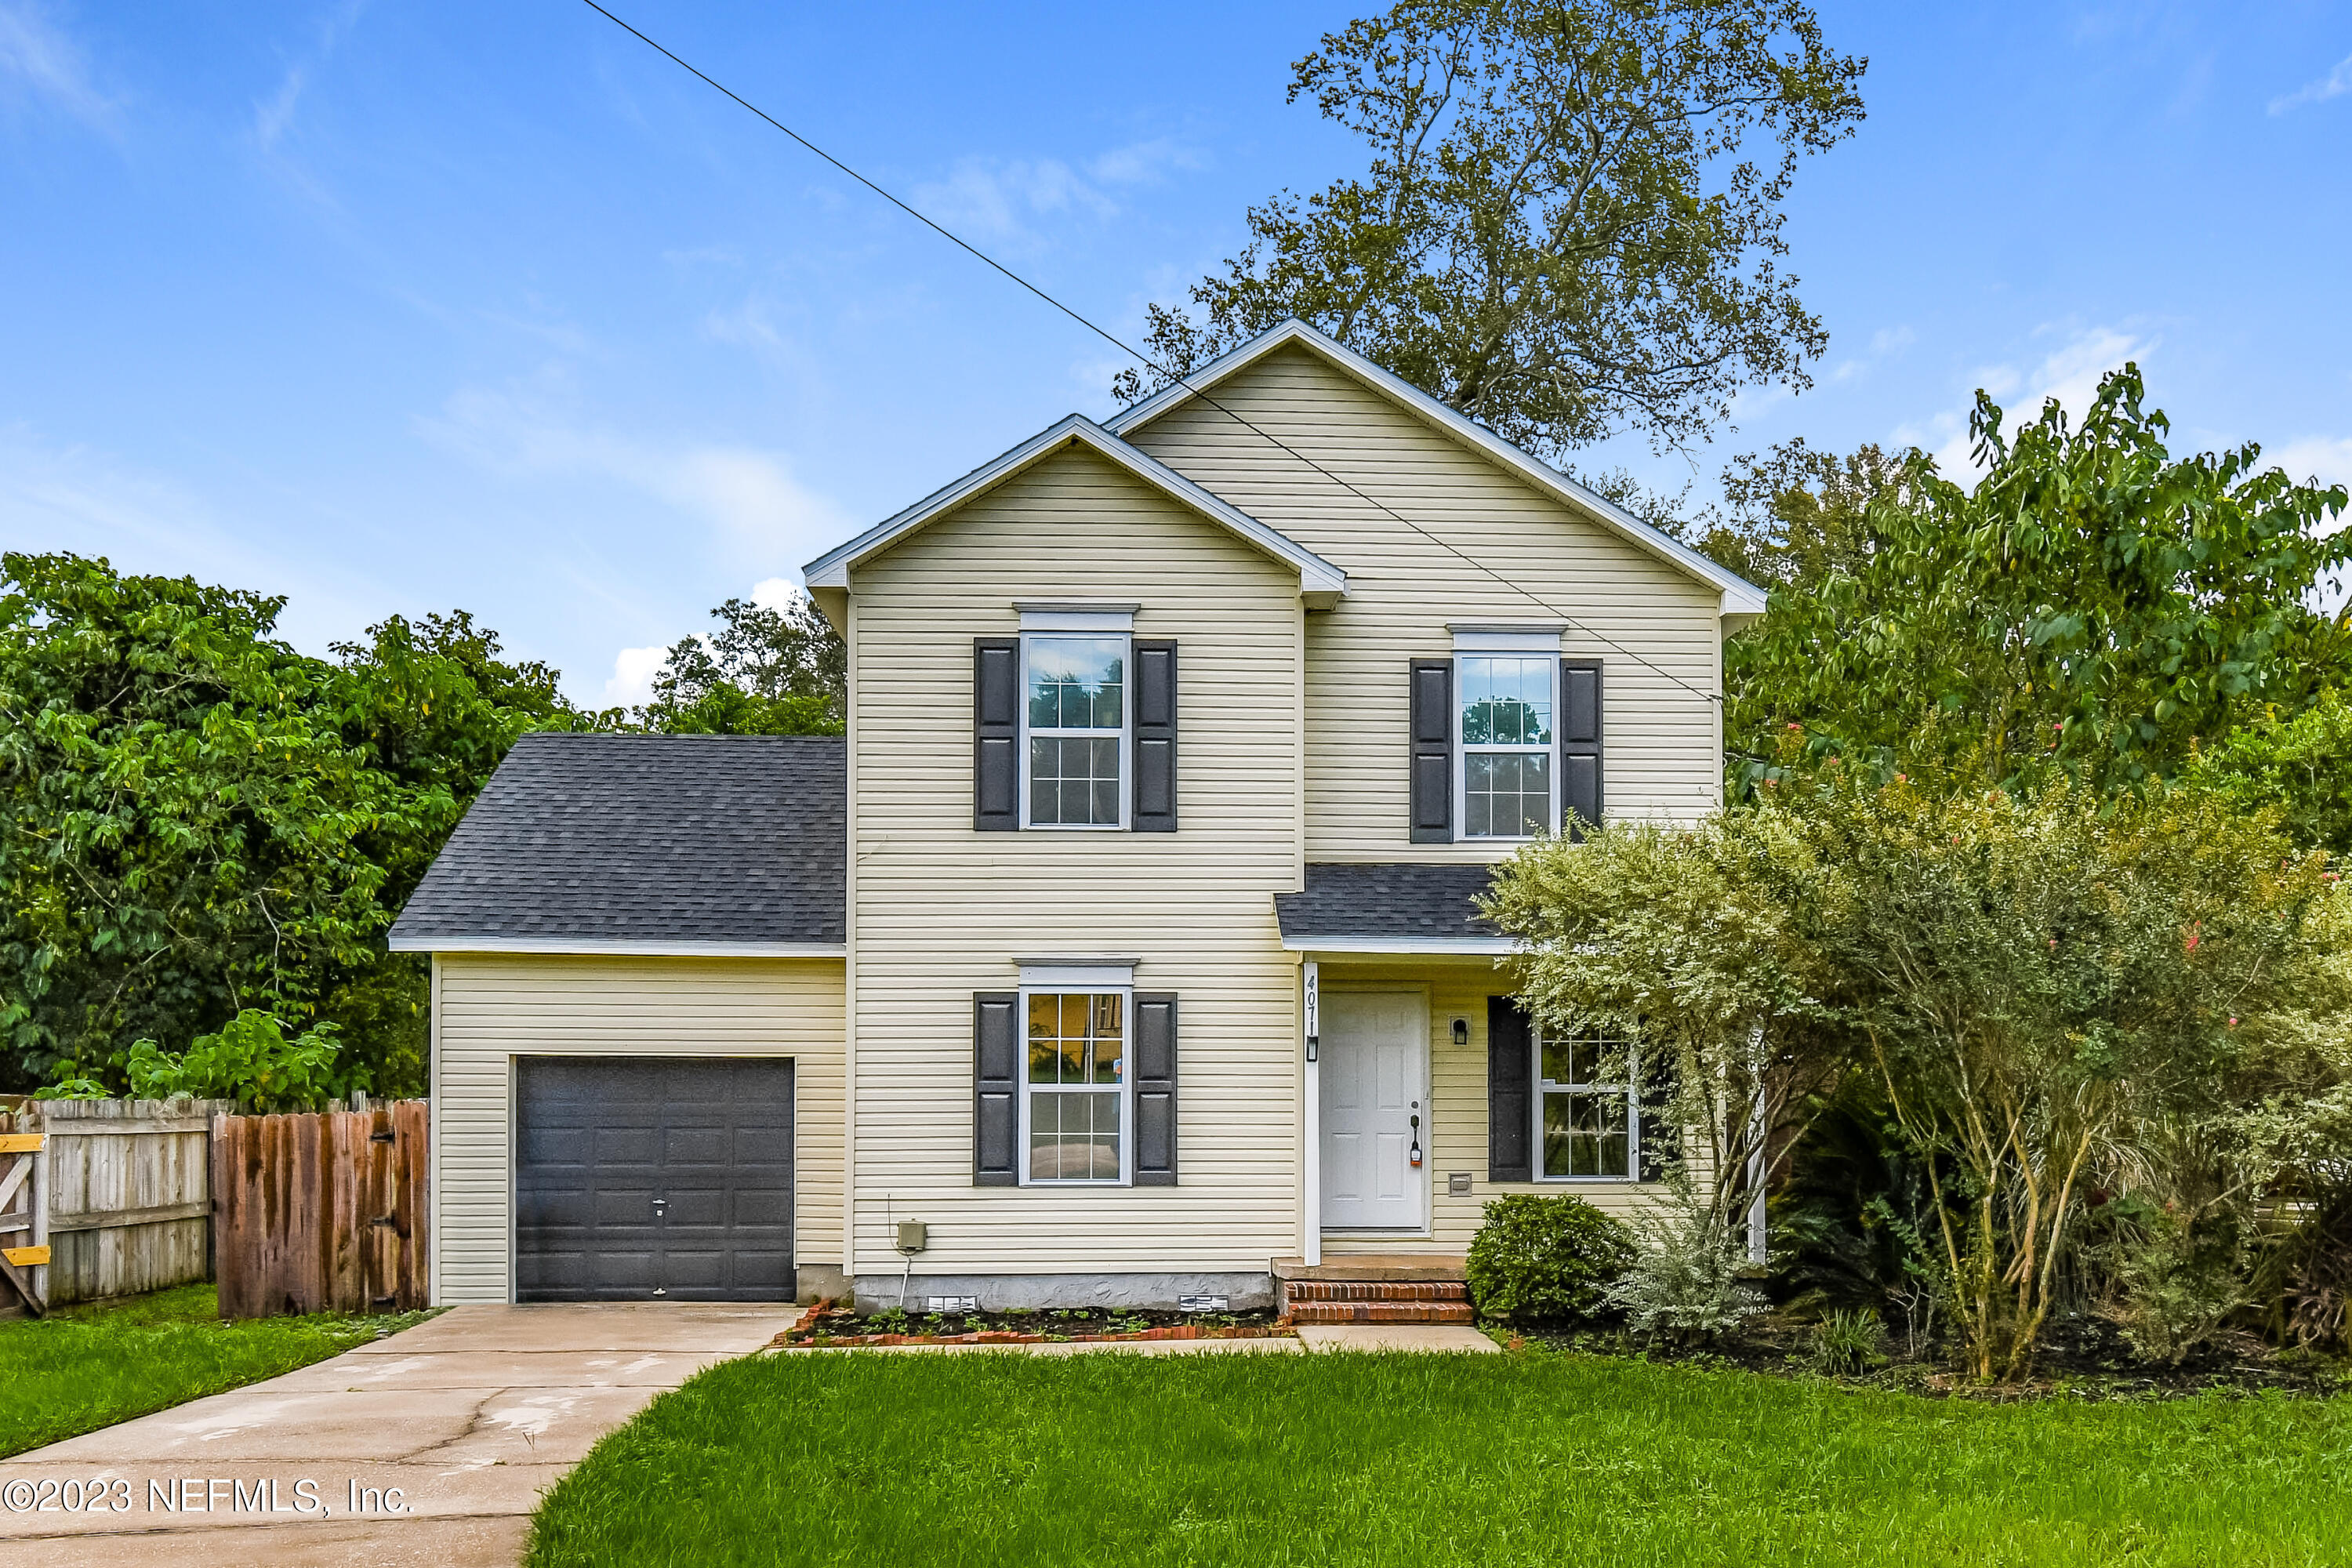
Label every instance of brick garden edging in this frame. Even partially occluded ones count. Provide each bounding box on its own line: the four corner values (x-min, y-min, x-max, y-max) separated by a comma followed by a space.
769, 1298, 1300, 1349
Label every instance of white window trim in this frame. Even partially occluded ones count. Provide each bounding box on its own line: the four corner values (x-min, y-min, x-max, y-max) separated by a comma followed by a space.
1015, 982, 1134, 1188
1018, 604, 1137, 633
1454, 649, 1560, 843
1018, 630, 1132, 831
1531, 1019, 1645, 1184
1450, 626, 1565, 652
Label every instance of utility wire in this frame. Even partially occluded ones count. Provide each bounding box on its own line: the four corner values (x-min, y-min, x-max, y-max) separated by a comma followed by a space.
576, 0, 1728, 708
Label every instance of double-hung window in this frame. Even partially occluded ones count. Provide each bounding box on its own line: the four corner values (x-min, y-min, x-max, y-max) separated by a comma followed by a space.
1022, 635, 1128, 829
1537, 1025, 1638, 1181
1458, 654, 1556, 839
1022, 990, 1128, 1183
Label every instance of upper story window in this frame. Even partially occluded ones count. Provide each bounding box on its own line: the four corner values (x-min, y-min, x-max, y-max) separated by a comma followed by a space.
1023, 635, 1128, 828
975, 612, 1176, 836
1457, 654, 1556, 839
1409, 639, 1601, 847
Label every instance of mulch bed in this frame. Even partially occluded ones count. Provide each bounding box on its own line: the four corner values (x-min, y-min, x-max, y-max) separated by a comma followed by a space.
1516, 1311, 2351, 1401
771, 1299, 1296, 1349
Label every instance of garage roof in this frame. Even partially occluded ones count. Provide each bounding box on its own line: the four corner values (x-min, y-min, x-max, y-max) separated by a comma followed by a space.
1274, 862, 1515, 956
389, 732, 846, 956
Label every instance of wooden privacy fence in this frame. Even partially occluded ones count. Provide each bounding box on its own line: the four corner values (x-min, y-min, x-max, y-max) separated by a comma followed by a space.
0, 1098, 233, 1315
213, 1101, 429, 1318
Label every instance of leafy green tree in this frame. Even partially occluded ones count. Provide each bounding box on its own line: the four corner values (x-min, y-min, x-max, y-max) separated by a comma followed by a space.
1729, 368, 2352, 793
0, 554, 421, 1088
1117, 0, 1867, 457
45, 1010, 355, 1112
1483, 804, 1845, 1234
1490, 773, 2340, 1380
318, 609, 583, 1091
2184, 689, 2352, 855
1700, 437, 1922, 590
640, 592, 844, 736
0, 554, 572, 1094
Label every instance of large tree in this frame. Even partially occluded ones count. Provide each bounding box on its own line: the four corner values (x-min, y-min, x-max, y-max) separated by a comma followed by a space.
0, 554, 572, 1093
638, 591, 845, 737
1117, 0, 1867, 456
1728, 368, 2352, 793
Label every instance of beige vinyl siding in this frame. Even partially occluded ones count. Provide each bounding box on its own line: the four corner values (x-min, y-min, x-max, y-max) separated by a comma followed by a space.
1316, 961, 1664, 1255
847, 441, 1305, 1279
430, 953, 845, 1304
1124, 343, 1725, 859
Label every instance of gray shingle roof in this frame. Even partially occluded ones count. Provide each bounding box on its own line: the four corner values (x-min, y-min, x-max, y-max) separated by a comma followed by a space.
1274, 862, 1503, 942
389, 733, 845, 951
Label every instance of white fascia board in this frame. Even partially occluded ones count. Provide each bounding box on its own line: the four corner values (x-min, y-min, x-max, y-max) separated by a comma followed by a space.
1279, 935, 1519, 956
802, 414, 1346, 601
1105, 320, 1769, 622
387, 936, 847, 959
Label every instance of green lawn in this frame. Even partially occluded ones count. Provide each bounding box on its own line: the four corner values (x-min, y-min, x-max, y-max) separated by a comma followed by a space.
528, 1348, 2352, 1568
0, 1283, 434, 1457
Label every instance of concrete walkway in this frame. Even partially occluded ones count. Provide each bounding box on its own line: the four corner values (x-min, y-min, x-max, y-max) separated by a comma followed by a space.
0, 1302, 791, 1568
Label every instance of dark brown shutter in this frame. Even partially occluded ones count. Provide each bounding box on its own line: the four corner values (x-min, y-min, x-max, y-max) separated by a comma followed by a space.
1131, 993, 1178, 1185
1132, 641, 1178, 833
975, 639, 1019, 831
1487, 996, 1533, 1181
1560, 659, 1603, 841
1409, 659, 1453, 844
975, 993, 1019, 1185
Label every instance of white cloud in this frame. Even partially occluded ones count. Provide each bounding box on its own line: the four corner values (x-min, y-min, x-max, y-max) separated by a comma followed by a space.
2267, 435, 2352, 492
913, 137, 1203, 244
1900, 324, 2153, 477
749, 575, 804, 610
2270, 51, 2352, 114
0, 422, 379, 652
416, 376, 851, 564
602, 644, 667, 708
252, 0, 367, 151
1827, 324, 1917, 384
0, 0, 114, 125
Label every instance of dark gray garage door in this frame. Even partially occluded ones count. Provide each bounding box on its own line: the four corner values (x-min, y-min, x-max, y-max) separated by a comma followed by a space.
514, 1057, 794, 1302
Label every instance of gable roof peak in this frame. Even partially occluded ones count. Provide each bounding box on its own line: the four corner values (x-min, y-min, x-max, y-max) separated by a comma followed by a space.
1105, 318, 1766, 619
803, 412, 1345, 603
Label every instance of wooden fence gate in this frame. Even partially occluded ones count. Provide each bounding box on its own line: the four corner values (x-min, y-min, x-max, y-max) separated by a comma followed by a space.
0, 1117, 44, 1317
213, 1101, 429, 1318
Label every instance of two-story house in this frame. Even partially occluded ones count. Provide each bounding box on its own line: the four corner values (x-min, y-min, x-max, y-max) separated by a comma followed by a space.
389, 320, 1764, 1314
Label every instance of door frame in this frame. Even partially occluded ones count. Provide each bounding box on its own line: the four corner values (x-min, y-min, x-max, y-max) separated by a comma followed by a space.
1314, 985, 1432, 1238
506, 1051, 798, 1304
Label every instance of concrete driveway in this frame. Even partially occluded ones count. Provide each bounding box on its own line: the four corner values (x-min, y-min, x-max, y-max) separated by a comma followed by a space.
0, 1302, 792, 1568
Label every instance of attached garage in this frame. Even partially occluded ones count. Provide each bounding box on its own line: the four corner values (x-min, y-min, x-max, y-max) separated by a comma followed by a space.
515, 1057, 795, 1302
390, 733, 848, 1306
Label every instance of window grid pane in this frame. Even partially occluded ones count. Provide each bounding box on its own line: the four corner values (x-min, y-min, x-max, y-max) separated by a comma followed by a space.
1466, 753, 1552, 839
1460, 655, 1554, 838
1025, 637, 1125, 826
1025, 993, 1124, 1183
1539, 1028, 1634, 1180
1460, 657, 1554, 746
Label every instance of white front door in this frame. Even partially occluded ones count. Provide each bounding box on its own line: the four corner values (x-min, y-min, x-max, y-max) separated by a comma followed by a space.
1319, 991, 1425, 1232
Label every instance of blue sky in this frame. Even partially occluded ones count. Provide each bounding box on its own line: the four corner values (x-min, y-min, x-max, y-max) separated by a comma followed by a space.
3, 1, 2349, 706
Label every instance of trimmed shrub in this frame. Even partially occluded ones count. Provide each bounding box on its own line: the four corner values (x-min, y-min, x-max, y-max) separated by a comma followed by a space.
1465, 1194, 1637, 1324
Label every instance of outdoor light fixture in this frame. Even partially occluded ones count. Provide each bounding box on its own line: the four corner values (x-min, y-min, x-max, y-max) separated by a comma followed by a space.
1451, 1017, 1469, 1047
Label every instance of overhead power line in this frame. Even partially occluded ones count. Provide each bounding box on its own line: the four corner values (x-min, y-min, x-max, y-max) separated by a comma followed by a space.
575, 0, 1727, 709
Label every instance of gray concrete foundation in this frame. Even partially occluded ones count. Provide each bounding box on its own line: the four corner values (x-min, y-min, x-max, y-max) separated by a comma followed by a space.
794, 1265, 851, 1305
851, 1271, 1275, 1313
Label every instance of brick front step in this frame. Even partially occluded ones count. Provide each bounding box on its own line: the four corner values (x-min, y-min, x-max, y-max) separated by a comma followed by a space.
1285, 1279, 1469, 1303
1289, 1301, 1477, 1324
